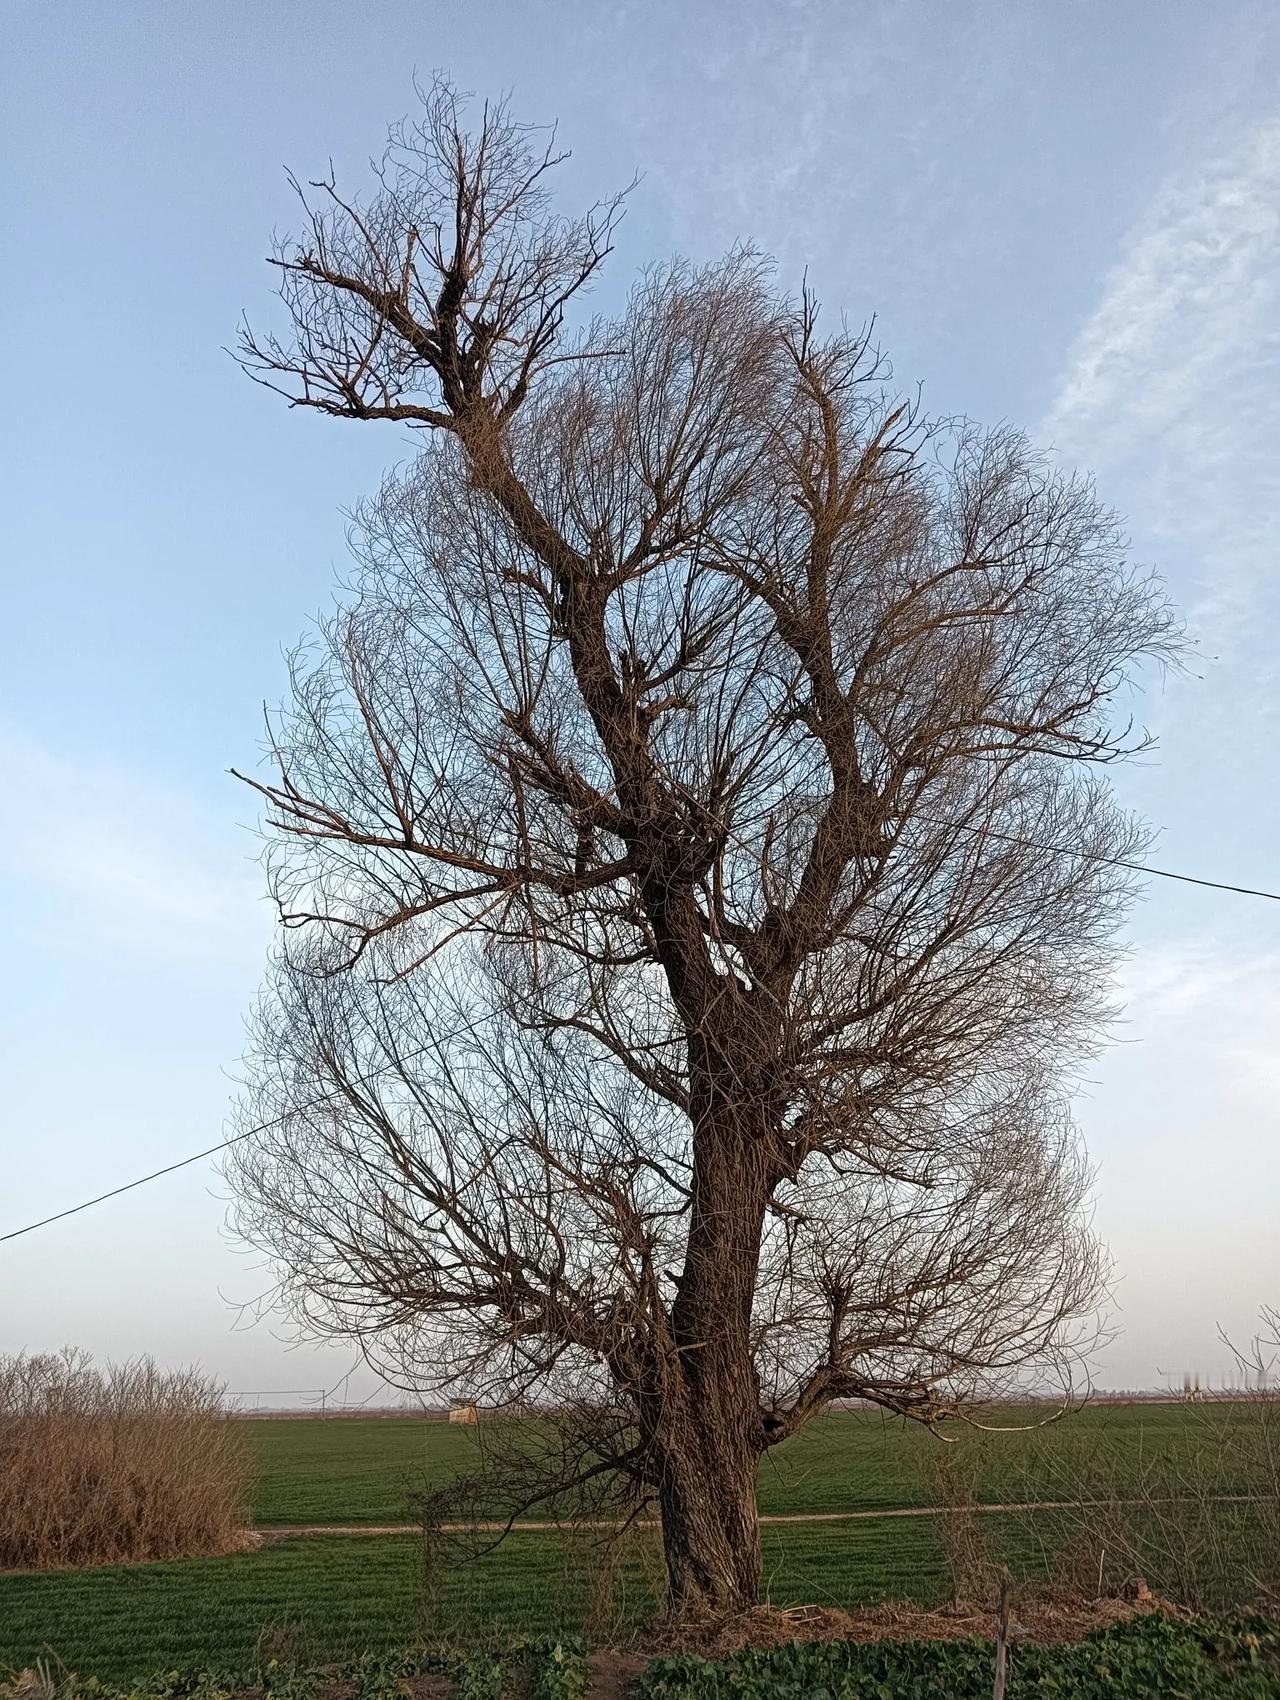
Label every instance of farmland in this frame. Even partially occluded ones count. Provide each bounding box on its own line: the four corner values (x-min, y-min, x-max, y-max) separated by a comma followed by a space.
0, 1522, 953, 1682
0, 1403, 1271, 1683
244, 1401, 1236, 1525
246, 1406, 949, 1526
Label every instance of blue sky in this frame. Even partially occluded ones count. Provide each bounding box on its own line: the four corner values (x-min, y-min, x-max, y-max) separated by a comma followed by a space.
2, 0, 1277, 1400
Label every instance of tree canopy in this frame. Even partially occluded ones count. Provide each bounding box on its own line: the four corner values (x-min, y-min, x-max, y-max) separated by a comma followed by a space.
231, 82, 1179, 1619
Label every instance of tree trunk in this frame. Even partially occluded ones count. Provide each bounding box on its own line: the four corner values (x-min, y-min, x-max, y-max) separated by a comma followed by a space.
657, 1418, 762, 1620
656, 1083, 775, 1620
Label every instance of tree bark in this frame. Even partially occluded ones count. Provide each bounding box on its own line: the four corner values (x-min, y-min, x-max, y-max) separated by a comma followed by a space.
657, 1412, 762, 1620
655, 1086, 775, 1620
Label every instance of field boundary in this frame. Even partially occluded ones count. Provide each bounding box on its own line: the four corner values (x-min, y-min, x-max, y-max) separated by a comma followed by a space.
254, 1494, 1252, 1540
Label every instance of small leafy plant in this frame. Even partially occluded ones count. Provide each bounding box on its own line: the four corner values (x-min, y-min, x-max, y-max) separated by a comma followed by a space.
635, 1615, 1280, 1698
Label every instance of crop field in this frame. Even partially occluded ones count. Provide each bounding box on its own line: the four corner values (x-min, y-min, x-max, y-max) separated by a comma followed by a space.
244, 1401, 1241, 1525
0, 1402, 1268, 1683
0, 1522, 954, 1681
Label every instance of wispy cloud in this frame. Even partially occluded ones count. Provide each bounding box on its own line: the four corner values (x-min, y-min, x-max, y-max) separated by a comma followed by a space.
1045, 120, 1280, 665
1117, 934, 1280, 1107
0, 720, 267, 966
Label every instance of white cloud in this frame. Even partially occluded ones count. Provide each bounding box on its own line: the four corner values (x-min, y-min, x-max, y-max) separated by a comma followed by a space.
0, 720, 267, 965
1116, 934, 1280, 1104
1045, 120, 1280, 666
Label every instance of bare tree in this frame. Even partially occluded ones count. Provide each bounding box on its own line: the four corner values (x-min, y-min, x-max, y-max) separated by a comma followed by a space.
230, 82, 1180, 1622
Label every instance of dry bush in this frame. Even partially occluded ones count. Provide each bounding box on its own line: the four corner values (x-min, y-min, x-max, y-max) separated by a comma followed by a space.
1015, 1394, 1280, 1612
0, 1349, 256, 1571
917, 1430, 1003, 1605
580, 1520, 667, 1644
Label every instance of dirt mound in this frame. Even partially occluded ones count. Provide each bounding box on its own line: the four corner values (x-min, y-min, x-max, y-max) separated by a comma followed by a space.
649, 1592, 1169, 1658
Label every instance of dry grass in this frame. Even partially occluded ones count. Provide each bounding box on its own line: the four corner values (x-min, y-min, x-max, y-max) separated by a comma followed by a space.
646, 1594, 1167, 1659
0, 1349, 256, 1571
915, 1430, 1002, 1606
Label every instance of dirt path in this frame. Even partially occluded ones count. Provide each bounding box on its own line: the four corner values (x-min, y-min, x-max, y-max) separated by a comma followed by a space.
256, 1505, 958, 1539
256, 1495, 1241, 1540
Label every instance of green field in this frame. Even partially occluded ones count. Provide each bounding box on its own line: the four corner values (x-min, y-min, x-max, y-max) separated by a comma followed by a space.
0, 1522, 953, 1682
244, 1401, 1235, 1525
246, 1406, 947, 1524
1, 1403, 1269, 1683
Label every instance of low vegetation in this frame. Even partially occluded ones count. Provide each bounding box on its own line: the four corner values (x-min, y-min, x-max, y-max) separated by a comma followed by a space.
637, 1616, 1280, 1697
4, 1618, 1279, 1700
0, 1351, 255, 1572
0, 1641, 594, 1700
0, 1525, 947, 1681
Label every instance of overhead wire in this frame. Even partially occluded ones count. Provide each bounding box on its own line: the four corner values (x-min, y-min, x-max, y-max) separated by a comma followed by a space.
0, 1124, 264, 1245
933, 819, 1280, 904
1, 826, 1276, 1247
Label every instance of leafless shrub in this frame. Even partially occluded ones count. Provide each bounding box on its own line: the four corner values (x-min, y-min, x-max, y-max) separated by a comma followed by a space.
582, 1517, 667, 1644
919, 1431, 1002, 1605
0, 1349, 255, 1571
1013, 1374, 1280, 1611
419, 1395, 658, 1636
1240, 1307, 1280, 1606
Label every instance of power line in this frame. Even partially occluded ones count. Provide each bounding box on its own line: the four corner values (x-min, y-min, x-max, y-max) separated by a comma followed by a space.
1, 828, 1276, 1250
941, 821, 1280, 904
0, 1125, 263, 1246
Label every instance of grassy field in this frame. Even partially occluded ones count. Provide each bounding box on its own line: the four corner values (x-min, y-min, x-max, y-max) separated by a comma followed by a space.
0, 1521, 954, 1682
244, 1407, 950, 1525
245, 1401, 1240, 1525
1, 1402, 1268, 1682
